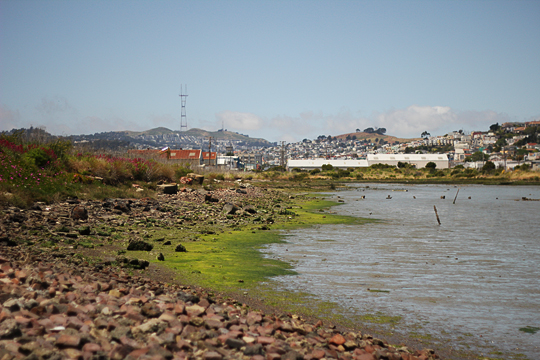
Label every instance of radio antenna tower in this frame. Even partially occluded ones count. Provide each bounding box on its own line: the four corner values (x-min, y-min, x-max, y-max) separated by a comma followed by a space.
179, 85, 188, 131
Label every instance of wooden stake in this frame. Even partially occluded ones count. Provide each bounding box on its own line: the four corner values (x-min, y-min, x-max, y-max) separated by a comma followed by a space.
453, 188, 460, 204
434, 205, 441, 225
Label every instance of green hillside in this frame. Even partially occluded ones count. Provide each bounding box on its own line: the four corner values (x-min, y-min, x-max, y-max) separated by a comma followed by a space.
126, 127, 272, 145
335, 131, 418, 144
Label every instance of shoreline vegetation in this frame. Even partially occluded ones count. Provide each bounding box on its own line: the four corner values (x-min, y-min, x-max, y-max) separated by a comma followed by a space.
1, 135, 538, 360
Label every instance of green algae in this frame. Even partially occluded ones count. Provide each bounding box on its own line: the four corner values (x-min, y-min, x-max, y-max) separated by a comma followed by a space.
519, 326, 539, 334
127, 196, 374, 291
358, 312, 402, 324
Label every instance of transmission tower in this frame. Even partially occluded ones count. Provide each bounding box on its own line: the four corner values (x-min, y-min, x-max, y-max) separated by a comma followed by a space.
179, 85, 188, 131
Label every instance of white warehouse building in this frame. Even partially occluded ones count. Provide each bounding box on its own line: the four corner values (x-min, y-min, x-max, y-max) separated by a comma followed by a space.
287, 154, 449, 170
366, 154, 449, 169
288, 158, 369, 170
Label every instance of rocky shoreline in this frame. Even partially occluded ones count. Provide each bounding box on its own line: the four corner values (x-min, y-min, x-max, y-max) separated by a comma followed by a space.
1, 182, 443, 360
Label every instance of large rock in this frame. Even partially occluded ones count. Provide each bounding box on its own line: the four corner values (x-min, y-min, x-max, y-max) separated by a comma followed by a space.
71, 205, 88, 220
205, 193, 219, 203
175, 244, 187, 252
157, 183, 178, 195
127, 240, 153, 251
223, 203, 239, 215
188, 173, 205, 185
114, 201, 131, 213
243, 205, 257, 214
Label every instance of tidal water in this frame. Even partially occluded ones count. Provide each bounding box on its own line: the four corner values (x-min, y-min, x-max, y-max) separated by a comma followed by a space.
264, 184, 540, 359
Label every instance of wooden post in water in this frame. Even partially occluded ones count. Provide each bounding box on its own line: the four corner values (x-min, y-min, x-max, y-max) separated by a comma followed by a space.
453, 188, 460, 204
434, 205, 441, 225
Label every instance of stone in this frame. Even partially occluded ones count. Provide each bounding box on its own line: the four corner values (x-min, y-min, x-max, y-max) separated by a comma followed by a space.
78, 226, 91, 235
283, 350, 303, 360
203, 351, 223, 360
256, 336, 275, 345
114, 201, 131, 213
56, 334, 81, 348
127, 240, 153, 251
175, 244, 187, 252
185, 304, 205, 317
243, 205, 257, 214
10, 212, 26, 223
223, 203, 239, 215
3, 299, 21, 312
188, 174, 205, 185
157, 184, 179, 195
141, 303, 162, 318
330, 333, 346, 346
243, 343, 263, 356
176, 292, 199, 303
133, 318, 163, 334
71, 206, 88, 220
225, 337, 245, 349
0, 319, 22, 339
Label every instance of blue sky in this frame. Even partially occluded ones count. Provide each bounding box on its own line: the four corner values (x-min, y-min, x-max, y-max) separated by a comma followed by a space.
1, 0, 539, 142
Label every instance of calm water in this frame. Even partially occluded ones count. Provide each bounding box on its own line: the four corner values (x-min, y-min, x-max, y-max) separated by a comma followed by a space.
264, 184, 540, 359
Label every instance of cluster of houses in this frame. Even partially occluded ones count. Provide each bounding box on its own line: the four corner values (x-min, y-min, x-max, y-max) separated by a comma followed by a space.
127, 148, 263, 171
129, 121, 539, 171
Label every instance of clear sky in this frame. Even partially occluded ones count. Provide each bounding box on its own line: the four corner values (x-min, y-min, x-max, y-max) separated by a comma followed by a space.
1, 0, 539, 142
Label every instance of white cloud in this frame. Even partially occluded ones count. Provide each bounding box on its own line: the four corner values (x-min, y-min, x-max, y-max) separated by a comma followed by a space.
376, 105, 457, 138
257, 105, 512, 142
215, 111, 264, 131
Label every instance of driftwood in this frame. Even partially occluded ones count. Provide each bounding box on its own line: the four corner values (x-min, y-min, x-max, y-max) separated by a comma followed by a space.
434, 205, 441, 225
453, 188, 460, 204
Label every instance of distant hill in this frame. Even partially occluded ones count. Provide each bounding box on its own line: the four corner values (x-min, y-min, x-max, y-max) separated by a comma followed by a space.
335, 131, 418, 144
125, 127, 273, 146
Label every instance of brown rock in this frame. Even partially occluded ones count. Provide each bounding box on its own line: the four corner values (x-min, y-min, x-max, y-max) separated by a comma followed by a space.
356, 354, 376, 360
257, 336, 275, 345
330, 333, 346, 346
185, 304, 206, 317
82, 343, 102, 352
204, 350, 223, 360
56, 334, 81, 348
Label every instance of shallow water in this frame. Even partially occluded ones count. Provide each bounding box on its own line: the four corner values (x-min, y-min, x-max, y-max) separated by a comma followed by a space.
264, 184, 540, 358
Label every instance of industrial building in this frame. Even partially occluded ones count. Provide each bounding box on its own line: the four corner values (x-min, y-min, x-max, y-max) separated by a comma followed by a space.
287, 153, 449, 170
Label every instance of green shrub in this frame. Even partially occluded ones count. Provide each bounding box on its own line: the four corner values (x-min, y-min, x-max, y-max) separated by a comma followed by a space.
482, 161, 496, 173
291, 173, 308, 181
309, 168, 321, 175
514, 164, 530, 171
397, 161, 415, 169
370, 163, 395, 170
321, 164, 334, 171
